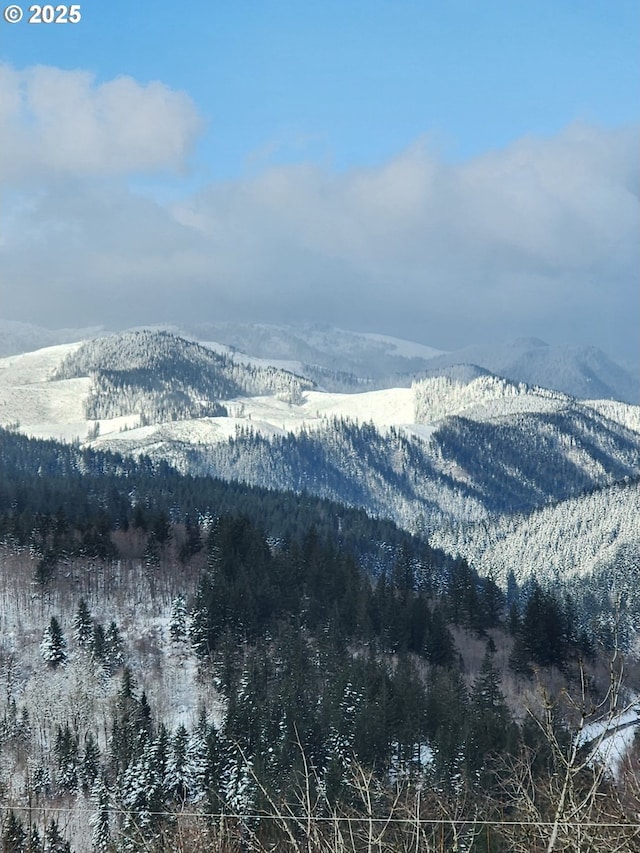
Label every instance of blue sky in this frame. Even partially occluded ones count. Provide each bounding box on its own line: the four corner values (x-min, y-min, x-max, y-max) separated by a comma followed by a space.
1, 1, 639, 358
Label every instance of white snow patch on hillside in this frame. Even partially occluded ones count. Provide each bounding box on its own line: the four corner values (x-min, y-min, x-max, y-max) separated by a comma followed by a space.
0, 342, 82, 383
0, 343, 89, 431
91, 388, 416, 459
357, 332, 446, 360
199, 340, 307, 377
586, 400, 640, 434
302, 388, 414, 425
578, 707, 640, 779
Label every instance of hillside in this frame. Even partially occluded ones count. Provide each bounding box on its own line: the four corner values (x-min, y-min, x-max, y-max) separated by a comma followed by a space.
429, 478, 640, 585
1, 332, 639, 587
0, 427, 638, 852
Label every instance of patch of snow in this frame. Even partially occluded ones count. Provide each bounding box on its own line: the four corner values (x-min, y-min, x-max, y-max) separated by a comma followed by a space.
357, 331, 446, 360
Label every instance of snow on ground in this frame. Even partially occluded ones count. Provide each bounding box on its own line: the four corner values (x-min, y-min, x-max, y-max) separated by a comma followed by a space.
92, 387, 415, 454
578, 706, 640, 778
356, 331, 446, 360
0, 337, 419, 449
1, 340, 637, 481
413, 373, 569, 424
0, 342, 81, 384
0, 342, 89, 431
302, 388, 414, 425
199, 340, 307, 377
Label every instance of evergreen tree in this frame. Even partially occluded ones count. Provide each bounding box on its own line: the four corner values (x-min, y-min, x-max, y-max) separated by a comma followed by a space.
119, 737, 162, 848
165, 725, 190, 804
179, 515, 202, 563
54, 722, 79, 794
26, 825, 43, 853
35, 549, 58, 586
40, 617, 67, 668
90, 622, 107, 664
169, 595, 187, 646
90, 777, 111, 853
2, 811, 26, 853
43, 820, 70, 853
186, 719, 210, 803
80, 731, 101, 794
104, 622, 124, 674
73, 599, 93, 649
510, 581, 569, 672
466, 644, 513, 782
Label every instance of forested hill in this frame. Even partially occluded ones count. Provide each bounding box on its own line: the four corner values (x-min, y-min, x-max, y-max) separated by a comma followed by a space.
53, 330, 315, 421
0, 426, 433, 565
1, 435, 636, 851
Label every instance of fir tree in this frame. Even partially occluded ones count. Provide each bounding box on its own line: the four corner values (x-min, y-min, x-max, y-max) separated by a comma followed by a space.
26, 825, 43, 853
54, 722, 79, 794
466, 643, 513, 782
44, 819, 71, 853
104, 622, 124, 674
80, 731, 101, 794
73, 599, 93, 649
165, 725, 190, 804
2, 811, 26, 853
186, 719, 210, 803
119, 738, 161, 848
90, 623, 107, 665
40, 617, 67, 668
169, 595, 187, 646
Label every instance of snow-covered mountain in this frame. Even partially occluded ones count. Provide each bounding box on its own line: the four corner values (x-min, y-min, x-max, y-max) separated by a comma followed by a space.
183, 323, 639, 403
1, 329, 639, 589
422, 337, 640, 405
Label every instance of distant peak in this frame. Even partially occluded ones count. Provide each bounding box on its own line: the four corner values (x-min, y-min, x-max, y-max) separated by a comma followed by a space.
510, 337, 548, 348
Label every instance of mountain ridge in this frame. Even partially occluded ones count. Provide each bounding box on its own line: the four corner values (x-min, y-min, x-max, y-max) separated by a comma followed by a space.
1, 328, 638, 588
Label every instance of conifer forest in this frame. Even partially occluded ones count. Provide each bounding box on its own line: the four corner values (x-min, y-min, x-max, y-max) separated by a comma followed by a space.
1, 426, 639, 852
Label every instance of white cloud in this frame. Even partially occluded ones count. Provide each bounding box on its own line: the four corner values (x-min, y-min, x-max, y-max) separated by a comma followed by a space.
0, 66, 637, 359
0, 64, 202, 181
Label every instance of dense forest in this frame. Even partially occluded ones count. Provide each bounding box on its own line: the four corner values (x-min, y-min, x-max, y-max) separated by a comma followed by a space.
0, 427, 639, 851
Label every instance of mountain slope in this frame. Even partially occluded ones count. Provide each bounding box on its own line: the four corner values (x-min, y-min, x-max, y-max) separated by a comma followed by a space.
53, 330, 315, 422
2, 331, 639, 588
428, 478, 640, 584
422, 338, 639, 403
184, 323, 639, 403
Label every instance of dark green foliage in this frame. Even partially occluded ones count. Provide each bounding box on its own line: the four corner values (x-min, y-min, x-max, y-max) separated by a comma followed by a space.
90, 777, 111, 853
40, 617, 67, 668
434, 412, 640, 514
0, 425, 435, 571
466, 645, 516, 783
44, 819, 71, 853
26, 825, 43, 853
0, 424, 619, 841
55, 722, 79, 794
81, 732, 101, 794
35, 549, 58, 586
73, 599, 93, 648
2, 811, 25, 853
510, 580, 572, 672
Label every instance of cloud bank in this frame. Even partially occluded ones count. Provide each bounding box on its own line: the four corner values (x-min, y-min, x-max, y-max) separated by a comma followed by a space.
0, 64, 637, 359
0, 64, 202, 180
